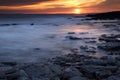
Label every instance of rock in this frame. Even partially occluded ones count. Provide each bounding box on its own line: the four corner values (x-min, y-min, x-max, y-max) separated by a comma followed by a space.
33, 48, 41, 50
1, 62, 17, 66
30, 23, 34, 25
79, 65, 114, 79
82, 59, 107, 66
0, 66, 20, 80
85, 48, 96, 53
79, 32, 89, 34
116, 68, 120, 75
12, 23, 18, 25
62, 67, 83, 80
83, 37, 96, 40
23, 63, 62, 79
0, 24, 11, 26
108, 51, 120, 55
66, 36, 82, 40
98, 42, 120, 51
53, 24, 59, 26
100, 56, 116, 65
115, 56, 120, 61
76, 23, 81, 25
67, 17, 72, 19
19, 70, 28, 77
116, 61, 120, 67
67, 32, 75, 34
0, 66, 15, 74
47, 63, 62, 76
32, 77, 50, 80
98, 34, 120, 52
17, 76, 30, 80
0, 63, 5, 67
103, 76, 120, 80
85, 40, 96, 43
80, 45, 96, 53
99, 34, 120, 42
50, 77, 60, 80
70, 48, 80, 53
0, 72, 6, 79
80, 45, 88, 50
6, 71, 21, 80
69, 76, 87, 80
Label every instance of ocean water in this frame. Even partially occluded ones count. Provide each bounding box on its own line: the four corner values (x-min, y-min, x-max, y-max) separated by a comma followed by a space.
0, 14, 119, 62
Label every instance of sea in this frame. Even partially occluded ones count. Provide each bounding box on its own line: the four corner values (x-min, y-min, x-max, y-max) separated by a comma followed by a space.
0, 14, 119, 62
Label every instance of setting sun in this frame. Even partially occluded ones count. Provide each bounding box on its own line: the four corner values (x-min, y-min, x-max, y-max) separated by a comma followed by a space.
74, 9, 81, 14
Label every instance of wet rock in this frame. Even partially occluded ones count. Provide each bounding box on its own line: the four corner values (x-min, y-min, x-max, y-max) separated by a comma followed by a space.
30, 23, 34, 25
22, 63, 62, 79
0, 63, 6, 67
116, 61, 120, 67
0, 24, 11, 26
98, 42, 120, 51
11, 23, 18, 25
103, 76, 120, 80
67, 32, 75, 34
85, 40, 96, 43
85, 48, 96, 53
53, 24, 59, 26
0, 23, 18, 26
17, 70, 29, 80
62, 67, 84, 80
76, 23, 81, 25
80, 45, 96, 53
70, 48, 80, 53
82, 59, 107, 66
0, 66, 20, 80
32, 77, 50, 80
1, 62, 17, 66
69, 76, 87, 80
66, 36, 82, 40
79, 32, 89, 34
0, 66, 15, 74
80, 45, 88, 50
108, 51, 120, 55
0, 72, 6, 79
116, 68, 120, 75
17, 77, 30, 80
101, 56, 116, 65
83, 37, 96, 40
103, 24, 116, 28
6, 71, 21, 80
115, 56, 120, 61
33, 48, 41, 50
79, 65, 116, 79
99, 34, 120, 42
67, 17, 72, 19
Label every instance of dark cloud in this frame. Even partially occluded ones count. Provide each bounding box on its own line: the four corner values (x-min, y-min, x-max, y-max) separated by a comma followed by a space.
83, 0, 120, 9
96, 0, 120, 8
0, 0, 53, 6
0, 7, 73, 14
80, 0, 120, 13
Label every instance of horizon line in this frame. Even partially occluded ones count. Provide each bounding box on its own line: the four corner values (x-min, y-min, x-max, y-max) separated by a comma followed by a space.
0, 10, 119, 15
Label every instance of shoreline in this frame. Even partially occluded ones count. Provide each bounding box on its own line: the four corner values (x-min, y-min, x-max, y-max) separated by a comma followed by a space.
0, 53, 120, 80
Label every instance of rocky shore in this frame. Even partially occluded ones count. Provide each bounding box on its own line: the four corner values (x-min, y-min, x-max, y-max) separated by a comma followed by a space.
0, 32, 120, 80
0, 53, 120, 80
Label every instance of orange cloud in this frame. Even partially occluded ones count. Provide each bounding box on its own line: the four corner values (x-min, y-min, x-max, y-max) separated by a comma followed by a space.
0, 0, 119, 14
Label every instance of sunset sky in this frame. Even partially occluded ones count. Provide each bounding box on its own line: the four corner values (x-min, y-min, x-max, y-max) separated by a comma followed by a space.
0, 0, 120, 14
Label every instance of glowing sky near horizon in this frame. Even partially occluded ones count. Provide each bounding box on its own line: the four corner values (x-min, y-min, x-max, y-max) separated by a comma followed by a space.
0, 0, 120, 14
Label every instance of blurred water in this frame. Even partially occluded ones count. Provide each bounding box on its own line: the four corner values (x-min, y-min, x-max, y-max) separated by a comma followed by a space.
0, 14, 119, 62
